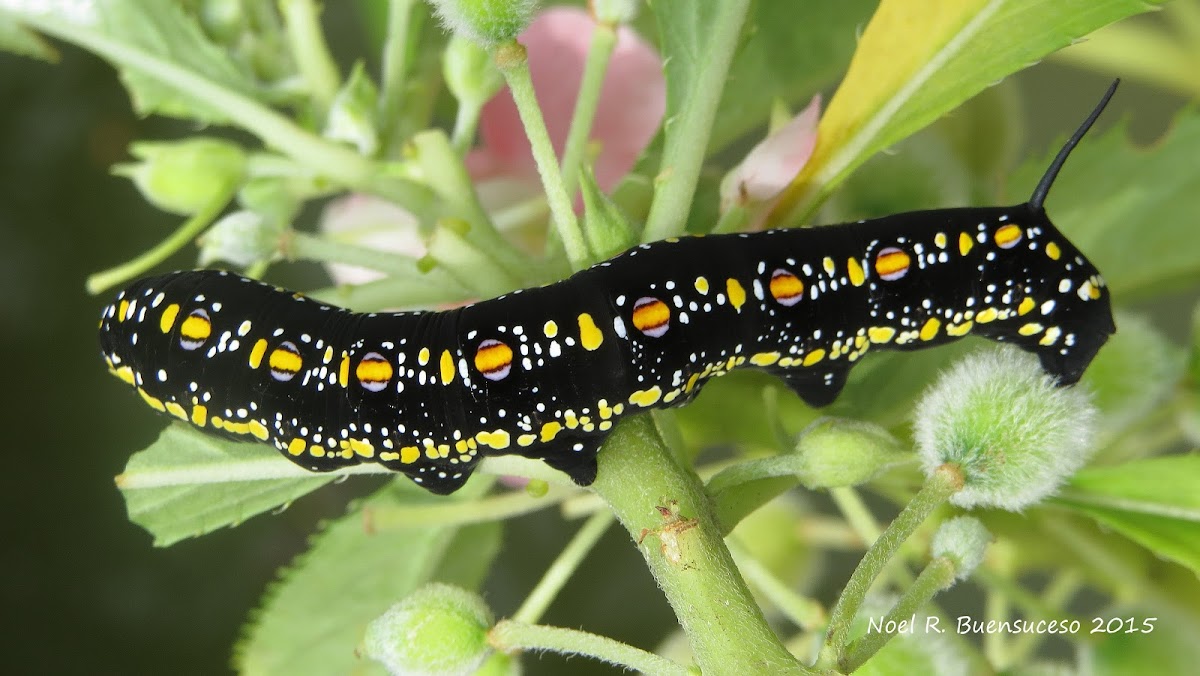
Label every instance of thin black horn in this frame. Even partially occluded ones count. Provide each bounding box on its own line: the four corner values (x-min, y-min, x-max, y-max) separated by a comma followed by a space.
1029, 79, 1120, 210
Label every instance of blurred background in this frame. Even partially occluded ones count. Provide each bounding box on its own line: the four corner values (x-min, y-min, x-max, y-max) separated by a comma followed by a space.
0, 2, 1191, 674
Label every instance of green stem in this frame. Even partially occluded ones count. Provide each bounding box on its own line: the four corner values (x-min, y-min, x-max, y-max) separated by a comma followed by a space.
817, 464, 963, 670
641, 0, 752, 241
426, 219, 521, 297
287, 230, 447, 284
490, 620, 690, 676
727, 539, 826, 631
711, 204, 749, 234
379, 0, 420, 147
86, 186, 234, 294
494, 42, 590, 271
559, 22, 617, 201
450, 98, 484, 154
830, 487, 883, 544
513, 511, 615, 624
19, 15, 436, 214
1005, 569, 1084, 666
591, 416, 809, 675
842, 557, 958, 672
306, 274, 472, 311
278, 0, 343, 116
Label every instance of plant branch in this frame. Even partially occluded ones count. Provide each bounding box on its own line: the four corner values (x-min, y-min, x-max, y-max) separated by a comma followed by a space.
513, 511, 614, 624
490, 620, 690, 676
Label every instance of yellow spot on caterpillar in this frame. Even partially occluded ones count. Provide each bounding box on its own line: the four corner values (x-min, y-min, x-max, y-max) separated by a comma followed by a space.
540, 421, 563, 442
934, 232, 948, 249
959, 232, 974, 256
994, 223, 1023, 249
632, 297, 671, 335
323, 346, 334, 364
338, 354, 350, 387
685, 373, 700, 393
159, 304, 180, 333
1019, 322, 1044, 336
380, 451, 399, 461
192, 405, 207, 427
350, 438, 374, 457
565, 411, 579, 429
400, 446, 420, 464
947, 321, 974, 337
847, 257, 865, 286
1040, 326, 1062, 345
137, 388, 166, 412
270, 345, 303, 376
578, 313, 604, 351
474, 340, 513, 379
113, 365, 136, 385
975, 308, 999, 324
599, 420, 613, 431
823, 257, 836, 275
477, 429, 511, 450
518, 434, 536, 447
868, 327, 896, 344
310, 445, 327, 458
1018, 297, 1036, 316
249, 420, 269, 441
418, 347, 430, 365
725, 278, 747, 313
455, 439, 468, 454
249, 339, 268, 369
769, 270, 804, 306
543, 320, 558, 338
919, 318, 941, 341
874, 248, 911, 280
118, 300, 130, 322
598, 399, 613, 419
803, 349, 826, 366
287, 438, 306, 456
629, 386, 663, 407
440, 350, 455, 385
694, 276, 709, 294
180, 311, 212, 344
750, 352, 780, 366
1045, 242, 1062, 260
165, 401, 188, 421
357, 354, 394, 387
664, 389, 681, 404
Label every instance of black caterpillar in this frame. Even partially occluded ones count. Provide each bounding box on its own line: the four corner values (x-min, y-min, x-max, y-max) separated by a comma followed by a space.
99, 83, 1118, 495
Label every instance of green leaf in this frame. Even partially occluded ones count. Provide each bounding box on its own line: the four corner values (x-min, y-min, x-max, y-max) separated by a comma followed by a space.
770, 0, 1164, 226
236, 483, 502, 676
1054, 455, 1200, 573
1007, 114, 1200, 299
117, 424, 387, 547
708, 0, 876, 152
0, 18, 58, 62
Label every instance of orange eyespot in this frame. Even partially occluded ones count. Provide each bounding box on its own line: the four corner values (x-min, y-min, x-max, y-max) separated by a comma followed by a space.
356, 351, 393, 392
632, 297, 670, 337
769, 269, 804, 306
269, 341, 302, 382
995, 223, 1023, 249
474, 339, 514, 381
179, 309, 212, 350
875, 247, 911, 281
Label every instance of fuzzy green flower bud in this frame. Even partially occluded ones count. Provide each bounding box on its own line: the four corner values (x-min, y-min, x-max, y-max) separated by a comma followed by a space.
363, 583, 494, 676
199, 0, 246, 44
793, 418, 908, 489
444, 34, 504, 108
913, 347, 1097, 511
113, 138, 246, 215
591, 0, 639, 24
324, 61, 380, 156
930, 516, 991, 581
198, 211, 284, 267
429, 0, 539, 46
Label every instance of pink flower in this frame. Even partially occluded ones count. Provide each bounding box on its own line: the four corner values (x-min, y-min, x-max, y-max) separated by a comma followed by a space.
322, 6, 666, 285
720, 95, 821, 216
467, 6, 666, 194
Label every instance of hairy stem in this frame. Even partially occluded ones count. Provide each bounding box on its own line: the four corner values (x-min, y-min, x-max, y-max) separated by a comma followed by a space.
490, 620, 689, 676
513, 511, 614, 624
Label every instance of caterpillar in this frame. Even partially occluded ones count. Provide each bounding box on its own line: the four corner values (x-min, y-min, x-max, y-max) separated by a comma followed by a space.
99, 83, 1118, 495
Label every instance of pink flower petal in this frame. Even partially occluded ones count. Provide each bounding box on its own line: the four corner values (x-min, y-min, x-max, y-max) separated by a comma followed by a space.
318, 194, 423, 286
721, 95, 822, 210
469, 6, 665, 191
